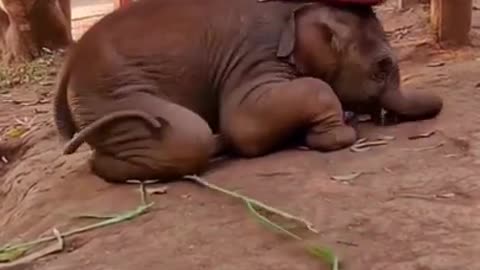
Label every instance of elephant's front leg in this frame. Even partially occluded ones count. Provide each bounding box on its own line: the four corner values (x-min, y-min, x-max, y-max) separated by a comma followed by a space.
220, 77, 357, 157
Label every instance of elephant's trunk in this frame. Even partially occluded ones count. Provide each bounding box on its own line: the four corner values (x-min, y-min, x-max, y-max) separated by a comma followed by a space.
379, 88, 443, 121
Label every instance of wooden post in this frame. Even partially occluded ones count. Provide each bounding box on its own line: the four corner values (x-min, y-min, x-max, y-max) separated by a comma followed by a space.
430, 0, 472, 45
113, 0, 133, 9
59, 0, 72, 36
398, 0, 429, 10
398, 0, 417, 10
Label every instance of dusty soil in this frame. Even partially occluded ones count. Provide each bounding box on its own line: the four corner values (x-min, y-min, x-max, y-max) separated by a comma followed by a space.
1, 1, 480, 269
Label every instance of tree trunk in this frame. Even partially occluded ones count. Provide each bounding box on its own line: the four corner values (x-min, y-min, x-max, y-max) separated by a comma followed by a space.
0, 0, 72, 63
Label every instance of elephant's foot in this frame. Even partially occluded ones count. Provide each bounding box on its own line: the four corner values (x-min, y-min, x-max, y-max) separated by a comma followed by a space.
306, 125, 357, 151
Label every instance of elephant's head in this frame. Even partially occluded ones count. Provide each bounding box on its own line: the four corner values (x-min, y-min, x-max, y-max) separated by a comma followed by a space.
277, 3, 442, 123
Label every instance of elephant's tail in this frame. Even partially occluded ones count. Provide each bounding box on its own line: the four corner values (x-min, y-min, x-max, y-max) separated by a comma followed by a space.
53, 47, 76, 142
63, 110, 162, 155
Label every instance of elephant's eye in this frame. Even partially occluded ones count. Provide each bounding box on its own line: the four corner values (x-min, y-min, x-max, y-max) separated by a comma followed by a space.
371, 70, 387, 82
371, 58, 392, 82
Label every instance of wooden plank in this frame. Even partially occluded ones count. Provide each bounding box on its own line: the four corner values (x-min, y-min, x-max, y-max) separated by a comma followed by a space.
430, 0, 472, 45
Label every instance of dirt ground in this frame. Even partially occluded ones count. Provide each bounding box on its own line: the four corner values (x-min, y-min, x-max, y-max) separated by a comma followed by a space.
1, 1, 480, 269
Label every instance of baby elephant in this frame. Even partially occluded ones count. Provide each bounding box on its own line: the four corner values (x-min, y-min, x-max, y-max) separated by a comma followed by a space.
53, 0, 442, 183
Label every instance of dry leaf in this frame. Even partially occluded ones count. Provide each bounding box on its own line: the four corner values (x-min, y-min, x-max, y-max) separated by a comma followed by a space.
408, 130, 436, 140
350, 139, 389, 153
147, 186, 169, 195
330, 172, 363, 181
427, 62, 445, 67
436, 193, 456, 199
377, 135, 396, 141
383, 167, 393, 174
355, 138, 368, 144
6, 128, 26, 139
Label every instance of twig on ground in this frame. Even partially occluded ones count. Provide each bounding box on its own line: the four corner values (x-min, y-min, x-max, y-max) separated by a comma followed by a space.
403, 142, 445, 152
336, 240, 358, 247
140, 181, 148, 206
408, 130, 437, 140
350, 139, 390, 153
389, 192, 456, 201
184, 175, 318, 234
330, 172, 364, 182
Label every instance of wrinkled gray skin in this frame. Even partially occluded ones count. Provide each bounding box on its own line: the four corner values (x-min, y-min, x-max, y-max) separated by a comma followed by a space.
53, 0, 442, 183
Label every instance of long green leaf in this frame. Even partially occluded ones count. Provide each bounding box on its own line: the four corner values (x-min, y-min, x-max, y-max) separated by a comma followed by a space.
245, 199, 340, 270
0, 203, 153, 261
245, 200, 302, 240
305, 245, 340, 270
0, 247, 29, 262
73, 214, 119, 220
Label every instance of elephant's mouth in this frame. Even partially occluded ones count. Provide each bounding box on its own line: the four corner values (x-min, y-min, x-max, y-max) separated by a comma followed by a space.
343, 102, 401, 127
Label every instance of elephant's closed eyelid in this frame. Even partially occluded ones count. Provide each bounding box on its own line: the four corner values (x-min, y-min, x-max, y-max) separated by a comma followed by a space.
370, 57, 393, 80
370, 71, 387, 82
377, 57, 393, 71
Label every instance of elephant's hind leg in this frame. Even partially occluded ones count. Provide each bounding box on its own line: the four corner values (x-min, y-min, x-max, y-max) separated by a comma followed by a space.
221, 77, 357, 156
91, 151, 163, 182
87, 101, 215, 183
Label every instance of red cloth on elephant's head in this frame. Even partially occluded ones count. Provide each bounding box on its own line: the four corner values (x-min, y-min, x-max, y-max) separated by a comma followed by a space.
257, 0, 386, 7
323, 0, 385, 6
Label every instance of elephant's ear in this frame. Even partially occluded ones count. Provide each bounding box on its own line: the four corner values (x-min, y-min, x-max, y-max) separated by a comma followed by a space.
277, 4, 345, 60
277, 5, 312, 59
277, 13, 297, 59
320, 14, 351, 53
318, 22, 344, 53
